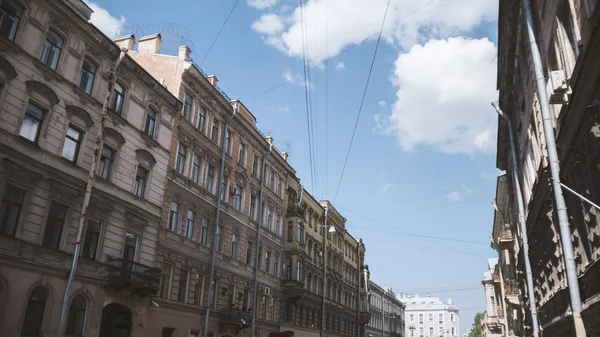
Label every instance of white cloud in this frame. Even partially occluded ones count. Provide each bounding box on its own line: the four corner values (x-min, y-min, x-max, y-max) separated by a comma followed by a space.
278, 105, 291, 114
377, 37, 497, 154
251, 13, 285, 34
248, 0, 278, 9
250, 0, 497, 64
84, 1, 126, 37
461, 184, 473, 194
336, 61, 346, 70
378, 100, 387, 108
447, 191, 461, 201
382, 183, 394, 193
282, 69, 313, 88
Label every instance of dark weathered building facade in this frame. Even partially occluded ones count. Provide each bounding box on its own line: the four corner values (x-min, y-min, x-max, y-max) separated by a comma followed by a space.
496, 0, 600, 336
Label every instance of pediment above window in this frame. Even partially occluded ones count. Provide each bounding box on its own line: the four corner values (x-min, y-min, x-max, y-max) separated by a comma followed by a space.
66, 105, 94, 128
103, 127, 126, 149
0, 56, 17, 82
135, 149, 157, 168
25, 80, 59, 107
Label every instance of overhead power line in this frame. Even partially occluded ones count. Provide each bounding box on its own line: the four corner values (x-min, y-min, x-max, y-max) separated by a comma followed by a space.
245, 0, 438, 103
333, 0, 392, 203
201, 0, 240, 65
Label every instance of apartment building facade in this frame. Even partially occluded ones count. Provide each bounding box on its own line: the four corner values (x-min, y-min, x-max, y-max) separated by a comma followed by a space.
496, 0, 600, 336
129, 38, 296, 337
400, 295, 459, 337
481, 258, 506, 337
366, 282, 405, 337
0, 0, 182, 336
279, 183, 371, 337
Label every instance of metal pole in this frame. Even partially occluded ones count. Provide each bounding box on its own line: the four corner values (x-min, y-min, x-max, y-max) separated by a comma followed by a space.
250, 142, 272, 337
203, 108, 237, 337
491, 102, 540, 337
551, 178, 600, 211
320, 206, 329, 337
57, 49, 127, 335
522, 1, 586, 335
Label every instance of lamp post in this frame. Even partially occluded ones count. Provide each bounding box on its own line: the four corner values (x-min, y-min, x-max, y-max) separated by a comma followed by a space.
409, 325, 415, 337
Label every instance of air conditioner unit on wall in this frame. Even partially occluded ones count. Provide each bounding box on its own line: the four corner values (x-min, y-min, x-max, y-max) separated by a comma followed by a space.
546, 70, 570, 104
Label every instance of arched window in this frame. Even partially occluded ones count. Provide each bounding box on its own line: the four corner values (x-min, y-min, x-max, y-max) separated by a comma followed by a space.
40, 29, 63, 70
78, 56, 97, 94
109, 82, 125, 115
65, 295, 86, 335
144, 107, 157, 137
22, 286, 47, 336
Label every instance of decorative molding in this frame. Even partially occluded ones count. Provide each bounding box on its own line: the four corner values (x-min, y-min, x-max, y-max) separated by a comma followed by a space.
65, 105, 94, 128
48, 13, 71, 36
25, 80, 59, 106
135, 149, 157, 168
103, 127, 126, 148
0, 37, 20, 53
0, 56, 17, 81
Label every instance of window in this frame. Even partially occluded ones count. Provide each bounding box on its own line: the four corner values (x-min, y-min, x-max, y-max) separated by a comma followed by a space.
451, 328, 455, 336
194, 280, 203, 305
238, 143, 246, 166
42, 201, 68, 249
109, 82, 125, 114
269, 171, 275, 190
277, 178, 282, 197
185, 210, 195, 239
191, 154, 201, 184
183, 94, 192, 120
275, 214, 282, 236
82, 219, 101, 259
246, 241, 253, 265
176, 144, 187, 175
134, 166, 149, 198
409, 314, 414, 322
20, 102, 46, 142
429, 313, 433, 322
224, 129, 230, 153
450, 313, 455, 322
287, 223, 293, 242
297, 259, 303, 281
233, 185, 242, 211
78, 57, 97, 94
231, 233, 238, 259
178, 269, 188, 302
273, 255, 279, 276
419, 327, 424, 336
297, 224, 304, 244
144, 108, 157, 137
211, 119, 219, 143
265, 250, 271, 273
429, 327, 434, 336
206, 165, 215, 193
0, 184, 25, 237
123, 232, 137, 261
159, 264, 172, 299
0, 0, 23, 41
168, 201, 179, 232
216, 225, 222, 252
220, 177, 227, 201
197, 106, 205, 131
250, 196, 256, 220
200, 218, 208, 245
162, 327, 175, 337
21, 287, 47, 336
267, 207, 273, 231
65, 295, 86, 336
439, 313, 443, 324
439, 327, 444, 336
96, 146, 114, 179
419, 314, 423, 323
40, 29, 63, 70
62, 126, 82, 162
252, 155, 258, 176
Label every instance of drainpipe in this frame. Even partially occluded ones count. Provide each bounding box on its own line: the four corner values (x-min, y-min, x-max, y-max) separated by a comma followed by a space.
320, 206, 329, 337
522, 1, 586, 334
57, 49, 127, 335
203, 104, 238, 337
250, 140, 273, 337
491, 102, 539, 337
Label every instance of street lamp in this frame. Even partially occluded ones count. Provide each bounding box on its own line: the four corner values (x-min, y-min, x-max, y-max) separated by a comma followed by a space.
409, 325, 416, 337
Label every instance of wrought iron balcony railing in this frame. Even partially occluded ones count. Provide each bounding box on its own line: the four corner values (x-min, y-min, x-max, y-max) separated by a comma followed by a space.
106, 258, 160, 297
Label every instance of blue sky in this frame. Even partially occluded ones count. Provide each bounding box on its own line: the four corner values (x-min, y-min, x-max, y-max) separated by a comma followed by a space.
87, 0, 501, 331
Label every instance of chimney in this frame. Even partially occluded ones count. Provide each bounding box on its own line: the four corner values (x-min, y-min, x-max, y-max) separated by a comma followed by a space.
113, 34, 135, 51
138, 33, 162, 54
280, 152, 289, 161
265, 136, 273, 145
207, 75, 218, 87
178, 45, 191, 61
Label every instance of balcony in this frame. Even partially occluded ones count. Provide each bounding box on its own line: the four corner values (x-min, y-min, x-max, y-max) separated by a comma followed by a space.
281, 279, 305, 299
496, 229, 515, 250
106, 258, 160, 297
359, 312, 372, 325
219, 308, 251, 335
